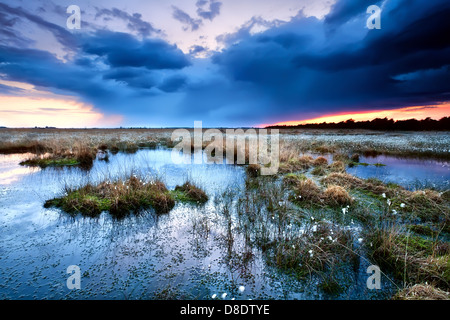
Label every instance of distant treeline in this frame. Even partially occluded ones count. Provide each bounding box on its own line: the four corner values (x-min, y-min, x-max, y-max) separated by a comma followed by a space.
266, 117, 450, 131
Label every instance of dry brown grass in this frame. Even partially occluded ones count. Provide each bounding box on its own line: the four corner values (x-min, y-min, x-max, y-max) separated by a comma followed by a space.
328, 161, 346, 173
323, 185, 353, 206
293, 179, 322, 203
321, 172, 365, 189
279, 155, 313, 173
333, 153, 350, 162
350, 153, 360, 163
313, 156, 328, 167
0, 140, 49, 154
393, 284, 450, 300
292, 179, 354, 207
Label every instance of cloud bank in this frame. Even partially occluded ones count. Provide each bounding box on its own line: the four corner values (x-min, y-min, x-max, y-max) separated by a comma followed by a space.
0, 0, 449, 127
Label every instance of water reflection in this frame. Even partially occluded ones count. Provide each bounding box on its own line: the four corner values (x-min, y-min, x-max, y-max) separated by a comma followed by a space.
0, 148, 444, 300
347, 155, 449, 190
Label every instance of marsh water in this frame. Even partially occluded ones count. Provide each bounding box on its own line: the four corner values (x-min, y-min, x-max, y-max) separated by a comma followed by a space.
0, 148, 448, 300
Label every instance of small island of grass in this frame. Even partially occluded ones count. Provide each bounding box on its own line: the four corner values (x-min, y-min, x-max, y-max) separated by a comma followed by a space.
44, 176, 208, 218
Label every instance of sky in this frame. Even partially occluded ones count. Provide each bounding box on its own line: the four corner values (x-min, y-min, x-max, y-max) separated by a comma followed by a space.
0, 0, 449, 128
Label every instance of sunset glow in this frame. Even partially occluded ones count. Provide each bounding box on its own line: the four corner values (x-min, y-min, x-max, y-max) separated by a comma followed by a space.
263, 104, 450, 127
0, 95, 123, 128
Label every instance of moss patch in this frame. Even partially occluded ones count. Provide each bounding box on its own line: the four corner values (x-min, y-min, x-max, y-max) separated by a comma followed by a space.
20, 157, 81, 168
173, 182, 209, 203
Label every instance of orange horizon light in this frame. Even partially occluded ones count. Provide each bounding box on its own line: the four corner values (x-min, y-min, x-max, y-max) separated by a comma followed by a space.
261, 104, 450, 127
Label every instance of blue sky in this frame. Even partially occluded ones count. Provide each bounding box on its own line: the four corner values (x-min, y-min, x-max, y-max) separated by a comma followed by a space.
0, 0, 449, 127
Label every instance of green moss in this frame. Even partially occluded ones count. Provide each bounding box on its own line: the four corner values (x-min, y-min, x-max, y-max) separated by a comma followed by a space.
386, 182, 402, 189
21, 157, 80, 168
407, 224, 439, 237
373, 163, 387, 167
171, 190, 193, 202
396, 234, 435, 256
173, 182, 208, 203
311, 166, 327, 176
284, 173, 306, 181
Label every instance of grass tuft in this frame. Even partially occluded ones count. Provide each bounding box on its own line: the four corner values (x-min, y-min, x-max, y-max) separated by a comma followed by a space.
393, 284, 449, 300
174, 182, 209, 203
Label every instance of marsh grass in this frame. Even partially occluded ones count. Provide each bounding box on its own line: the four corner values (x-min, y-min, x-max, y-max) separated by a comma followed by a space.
19, 144, 97, 169
278, 155, 313, 173
328, 161, 346, 173
282, 173, 306, 187
311, 165, 327, 176
322, 173, 449, 225
313, 156, 328, 167
322, 185, 354, 207
393, 284, 449, 300
288, 178, 353, 208
173, 182, 209, 203
44, 176, 208, 217
267, 221, 357, 283
0, 140, 49, 154
365, 226, 450, 289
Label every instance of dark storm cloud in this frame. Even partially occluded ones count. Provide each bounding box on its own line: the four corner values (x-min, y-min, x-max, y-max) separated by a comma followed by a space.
0, 24, 192, 119
0, 45, 112, 100
172, 6, 202, 31
82, 31, 190, 70
196, 0, 222, 21
102, 67, 158, 89
95, 7, 161, 37
158, 75, 188, 92
1, 0, 449, 127
324, 0, 382, 27
208, 0, 450, 124
0, 3, 77, 51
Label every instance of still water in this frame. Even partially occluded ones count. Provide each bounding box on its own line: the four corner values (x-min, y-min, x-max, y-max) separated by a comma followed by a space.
2, 148, 446, 300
